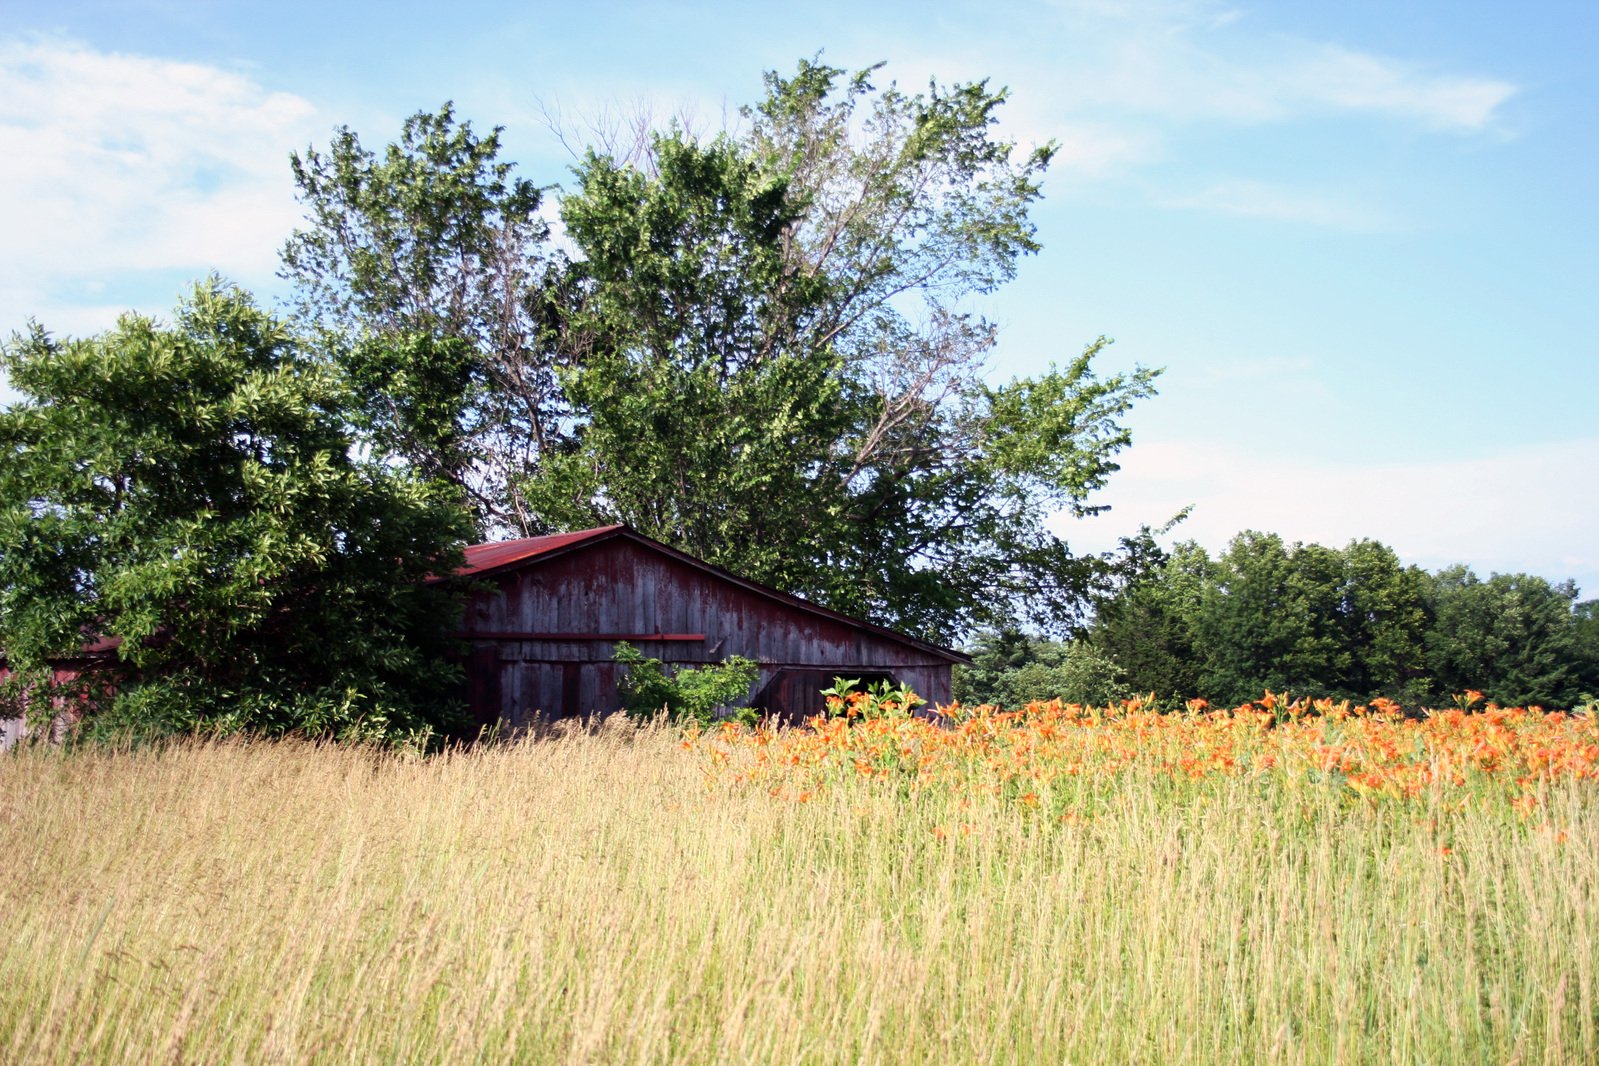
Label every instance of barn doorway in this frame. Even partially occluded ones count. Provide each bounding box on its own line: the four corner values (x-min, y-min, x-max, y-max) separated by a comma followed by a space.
753, 669, 899, 724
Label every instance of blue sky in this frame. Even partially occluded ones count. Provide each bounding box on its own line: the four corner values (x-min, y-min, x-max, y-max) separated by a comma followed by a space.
3, 0, 1595, 595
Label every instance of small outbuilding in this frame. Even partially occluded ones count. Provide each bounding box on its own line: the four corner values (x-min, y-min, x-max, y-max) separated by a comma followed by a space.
455, 524, 967, 727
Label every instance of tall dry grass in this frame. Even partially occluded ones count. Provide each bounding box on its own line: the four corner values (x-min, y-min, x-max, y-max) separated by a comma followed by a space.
2, 721, 1595, 1064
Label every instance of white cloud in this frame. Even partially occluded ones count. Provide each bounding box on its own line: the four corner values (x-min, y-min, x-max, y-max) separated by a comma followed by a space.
1032, 4, 1518, 132
1057, 436, 1599, 597
1292, 45, 1517, 131
0, 36, 321, 333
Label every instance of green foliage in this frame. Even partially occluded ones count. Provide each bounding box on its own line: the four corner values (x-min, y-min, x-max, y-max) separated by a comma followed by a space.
0, 281, 473, 745
0, 665, 108, 742
1424, 568, 1589, 708
1573, 600, 1599, 706
820, 676, 926, 720
612, 642, 759, 726
282, 104, 558, 531
1089, 540, 1212, 702
526, 59, 1157, 642
1126, 533, 1434, 706
954, 629, 1128, 708
1084, 529, 1595, 709
277, 65, 1160, 641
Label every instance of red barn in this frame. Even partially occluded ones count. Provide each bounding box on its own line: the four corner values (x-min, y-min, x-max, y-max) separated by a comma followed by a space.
455, 524, 967, 726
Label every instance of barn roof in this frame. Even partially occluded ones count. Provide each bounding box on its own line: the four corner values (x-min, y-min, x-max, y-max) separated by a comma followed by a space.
457, 525, 970, 664
457, 525, 628, 576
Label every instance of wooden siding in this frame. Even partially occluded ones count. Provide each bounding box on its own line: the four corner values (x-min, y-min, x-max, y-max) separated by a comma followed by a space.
461, 536, 954, 725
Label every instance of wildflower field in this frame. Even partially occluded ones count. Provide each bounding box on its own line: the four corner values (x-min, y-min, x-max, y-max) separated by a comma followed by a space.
3, 694, 1597, 1064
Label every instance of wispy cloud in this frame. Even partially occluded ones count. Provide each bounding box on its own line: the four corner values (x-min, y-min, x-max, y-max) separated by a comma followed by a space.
1033, 2, 1518, 132
0, 36, 320, 334
894, 1, 1522, 227
1291, 45, 1517, 131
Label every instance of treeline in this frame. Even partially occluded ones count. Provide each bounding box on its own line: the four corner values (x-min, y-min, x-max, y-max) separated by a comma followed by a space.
958, 531, 1599, 710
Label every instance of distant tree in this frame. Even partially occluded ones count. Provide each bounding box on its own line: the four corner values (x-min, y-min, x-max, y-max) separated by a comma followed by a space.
530, 59, 1158, 642
1086, 527, 1599, 709
1423, 567, 1587, 708
1087, 533, 1433, 706
954, 628, 1039, 705
281, 104, 558, 532
1337, 538, 1431, 700
0, 281, 472, 744
955, 628, 1127, 708
1187, 533, 1435, 705
1089, 539, 1213, 703
1572, 599, 1599, 704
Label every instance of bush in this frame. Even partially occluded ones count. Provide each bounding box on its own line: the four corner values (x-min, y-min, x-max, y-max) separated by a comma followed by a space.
0, 281, 473, 747
613, 643, 759, 725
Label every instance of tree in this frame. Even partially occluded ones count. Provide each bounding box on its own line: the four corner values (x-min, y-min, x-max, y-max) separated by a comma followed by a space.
1335, 538, 1431, 700
1572, 599, 1599, 704
1192, 533, 1432, 705
528, 59, 1158, 641
0, 281, 472, 743
954, 628, 1039, 705
954, 628, 1127, 708
1087, 533, 1434, 706
281, 104, 558, 532
1423, 567, 1587, 708
1089, 539, 1213, 702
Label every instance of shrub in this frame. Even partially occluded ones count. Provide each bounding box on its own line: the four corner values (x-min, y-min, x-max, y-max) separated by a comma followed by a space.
613, 642, 759, 725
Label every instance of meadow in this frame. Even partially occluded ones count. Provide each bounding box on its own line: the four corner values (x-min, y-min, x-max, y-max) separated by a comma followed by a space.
2, 695, 1596, 1064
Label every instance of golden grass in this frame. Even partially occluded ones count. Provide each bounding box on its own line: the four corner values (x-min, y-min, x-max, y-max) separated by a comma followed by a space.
2, 720, 1596, 1064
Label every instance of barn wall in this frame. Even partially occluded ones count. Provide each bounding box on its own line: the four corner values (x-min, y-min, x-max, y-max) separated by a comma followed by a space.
462, 538, 954, 724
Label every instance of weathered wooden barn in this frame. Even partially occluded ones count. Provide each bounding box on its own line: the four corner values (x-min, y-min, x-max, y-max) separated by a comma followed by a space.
455, 524, 967, 726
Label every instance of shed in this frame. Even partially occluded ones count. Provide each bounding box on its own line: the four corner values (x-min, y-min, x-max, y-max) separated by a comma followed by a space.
454, 524, 967, 726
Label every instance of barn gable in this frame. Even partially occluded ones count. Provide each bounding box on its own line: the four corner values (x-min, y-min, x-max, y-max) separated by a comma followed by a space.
454, 525, 965, 725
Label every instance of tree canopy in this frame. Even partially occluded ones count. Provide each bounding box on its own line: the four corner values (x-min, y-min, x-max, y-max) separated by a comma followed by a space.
282, 61, 1160, 643
0, 282, 472, 743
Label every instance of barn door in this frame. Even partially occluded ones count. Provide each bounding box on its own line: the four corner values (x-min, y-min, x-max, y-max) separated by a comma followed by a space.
466, 645, 502, 732
754, 669, 898, 724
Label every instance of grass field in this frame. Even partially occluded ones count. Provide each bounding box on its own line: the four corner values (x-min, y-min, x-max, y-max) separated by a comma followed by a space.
2, 699, 1596, 1064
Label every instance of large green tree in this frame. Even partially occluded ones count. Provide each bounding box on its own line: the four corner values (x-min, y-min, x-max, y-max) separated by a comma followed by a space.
1086, 533, 1433, 706
1089, 539, 1214, 702
1081, 530, 1598, 709
280, 62, 1159, 642
0, 282, 472, 743
531, 60, 1158, 641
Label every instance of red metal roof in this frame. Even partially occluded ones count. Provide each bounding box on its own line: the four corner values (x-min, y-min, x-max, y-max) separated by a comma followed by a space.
457, 525, 627, 577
